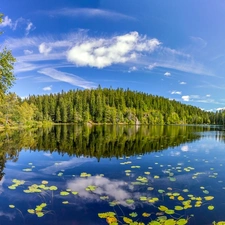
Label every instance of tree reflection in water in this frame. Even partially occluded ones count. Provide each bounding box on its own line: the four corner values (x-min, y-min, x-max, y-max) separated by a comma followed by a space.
0, 125, 216, 180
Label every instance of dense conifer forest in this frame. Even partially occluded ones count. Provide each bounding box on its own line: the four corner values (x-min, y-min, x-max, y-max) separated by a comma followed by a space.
11, 87, 223, 126
1, 87, 225, 127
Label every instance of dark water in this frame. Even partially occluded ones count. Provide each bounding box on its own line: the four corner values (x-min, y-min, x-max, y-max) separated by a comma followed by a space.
0, 125, 225, 225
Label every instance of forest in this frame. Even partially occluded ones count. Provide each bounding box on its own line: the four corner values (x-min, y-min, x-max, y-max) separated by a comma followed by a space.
0, 87, 225, 127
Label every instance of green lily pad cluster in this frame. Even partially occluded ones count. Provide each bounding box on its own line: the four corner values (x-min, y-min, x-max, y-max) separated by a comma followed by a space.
97, 153, 222, 225
86, 185, 97, 191
60, 189, 78, 196
23, 181, 58, 193
213, 221, 225, 225
27, 203, 48, 217
6, 146, 225, 225
136, 176, 148, 183
80, 172, 91, 177
8, 179, 25, 190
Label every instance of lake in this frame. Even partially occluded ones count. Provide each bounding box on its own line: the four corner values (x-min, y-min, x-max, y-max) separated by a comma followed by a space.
0, 125, 225, 225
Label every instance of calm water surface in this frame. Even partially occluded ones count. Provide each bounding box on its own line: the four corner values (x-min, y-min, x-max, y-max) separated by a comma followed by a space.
0, 125, 225, 225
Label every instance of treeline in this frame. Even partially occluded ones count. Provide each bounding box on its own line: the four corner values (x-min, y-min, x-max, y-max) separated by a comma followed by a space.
23, 87, 223, 125
1, 87, 225, 126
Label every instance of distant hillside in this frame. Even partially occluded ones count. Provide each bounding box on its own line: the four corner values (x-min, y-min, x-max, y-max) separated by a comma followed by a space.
24, 87, 221, 125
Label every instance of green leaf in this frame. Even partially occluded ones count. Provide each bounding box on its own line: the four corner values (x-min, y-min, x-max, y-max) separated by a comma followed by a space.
60, 191, 70, 196
158, 205, 168, 211
208, 205, 214, 210
165, 209, 175, 215
27, 209, 35, 214
176, 219, 188, 225
204, 196, 214, 201
175, 206, 183, 211
126, 199, 134, 204
49, 186, 58, 191
129, 212, 138, 217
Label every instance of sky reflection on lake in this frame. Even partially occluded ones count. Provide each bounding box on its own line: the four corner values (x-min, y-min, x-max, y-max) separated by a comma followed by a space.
0, 125, 225, 224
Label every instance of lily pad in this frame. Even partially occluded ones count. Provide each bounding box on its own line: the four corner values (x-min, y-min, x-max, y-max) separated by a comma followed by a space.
60, 191, 70, 196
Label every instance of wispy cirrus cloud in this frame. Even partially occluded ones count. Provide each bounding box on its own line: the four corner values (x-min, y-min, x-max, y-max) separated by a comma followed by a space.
38, 68, 97, 89
155, 60, 214, 76
23, 49, 33, 55
14, 62, 46, 73
146, 63, 157, 70
7, 31, 214, 77
190, 36, 207, 49
0, 16, 35, 35
41, 8, 135, 21
181, 94, 223, 106
128, 66, 137, 73
25, 22, 35, 35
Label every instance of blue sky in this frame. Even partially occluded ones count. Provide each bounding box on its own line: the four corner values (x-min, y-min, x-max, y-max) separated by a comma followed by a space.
1, 0, 225, 111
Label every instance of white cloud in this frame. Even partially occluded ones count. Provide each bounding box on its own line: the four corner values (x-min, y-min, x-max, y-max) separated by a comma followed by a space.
0, 16, 12, 28
146, 63, 157, 70
4, 31, 214, 77
206, 94, 211, 97
12, 17, 24, 30
67, 176, 132, 208
156, 60, 214, 77
43, 85, 52, 91
216, 107, 225, 111
0, 211, 15, 221
20, 96, 28, 100
23, 49, 33, 55
128, 66, 137, 72
2, 17, 35, 34
4, 36, 40, 49
67, 31, 161, 68
4, 35, 73, 50
43, 8, 135, 21
39, 42, 52, 55
162, 47, 190, 58
41, 157, 94, 174
25, 22, 35, 35
164, 72, 171, 76
181, 145, 189, 152
190, 36, 207, 48
180, 81, 186, 85
38, 68, 97, 89
182, 95, 190, 102
43, 153, 52, 158
14, 61, 46, 73
171, 91, 181, 95
190, 95, 200, 99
